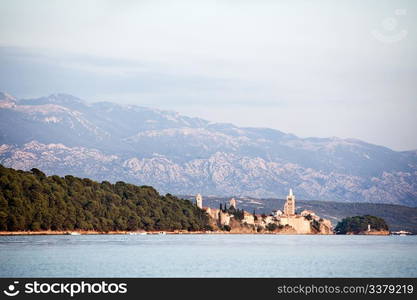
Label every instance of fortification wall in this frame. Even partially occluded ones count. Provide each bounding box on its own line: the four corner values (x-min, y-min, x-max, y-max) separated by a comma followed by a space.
279, 216, 312, 234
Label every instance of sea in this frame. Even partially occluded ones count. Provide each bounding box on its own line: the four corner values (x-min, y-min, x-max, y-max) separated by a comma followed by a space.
1, 234, 416, 277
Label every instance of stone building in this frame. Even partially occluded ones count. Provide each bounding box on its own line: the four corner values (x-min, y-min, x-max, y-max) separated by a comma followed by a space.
218, 210, 231, 226
279, 215, 312, 234
195, 193, 203, 209
198, 188, 332, 234
273, 210, 283, 217
242, 211, 255, 225
204, 207, 212, 215
229, 197, 237, 209
203, 207, 232, 227
283, 188, 296, 215
278, 189, 333, 234
263, 215, 276, 225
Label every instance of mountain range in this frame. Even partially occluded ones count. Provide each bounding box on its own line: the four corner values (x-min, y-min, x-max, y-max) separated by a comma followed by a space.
1, 91, 416, 206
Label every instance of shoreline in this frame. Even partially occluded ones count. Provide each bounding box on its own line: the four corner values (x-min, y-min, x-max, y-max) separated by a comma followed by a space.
0, 230, 206, 236
0, 230, 399, 236
0, 230, 322, 236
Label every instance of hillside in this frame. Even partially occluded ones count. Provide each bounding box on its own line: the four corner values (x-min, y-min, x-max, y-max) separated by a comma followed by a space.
1, 92, 416, 205
184, 195, 417, 233
0, 165, 210, 232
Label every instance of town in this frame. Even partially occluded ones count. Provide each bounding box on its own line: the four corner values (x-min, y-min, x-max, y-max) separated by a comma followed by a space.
196, 189, 334, 234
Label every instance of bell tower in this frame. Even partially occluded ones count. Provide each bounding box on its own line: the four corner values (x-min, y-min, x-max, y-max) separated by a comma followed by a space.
195, 193, 203, 209
284, 188, 296, 215
229, 198, 237, 209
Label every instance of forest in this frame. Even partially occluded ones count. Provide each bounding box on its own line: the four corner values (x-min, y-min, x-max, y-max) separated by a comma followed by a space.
0, 165, 211, 232
335, 215, 389, 234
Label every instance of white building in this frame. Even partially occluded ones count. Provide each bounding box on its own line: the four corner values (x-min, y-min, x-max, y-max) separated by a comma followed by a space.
283, 188, 296, 215
274, 210, 283, 217
195, 193, 203, 209
229, 197, 237, 209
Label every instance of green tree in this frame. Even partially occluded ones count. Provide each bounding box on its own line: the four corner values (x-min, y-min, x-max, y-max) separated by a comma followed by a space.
0, 165, 211, 232
335, 215, 388, 234
266, 223, 278, 231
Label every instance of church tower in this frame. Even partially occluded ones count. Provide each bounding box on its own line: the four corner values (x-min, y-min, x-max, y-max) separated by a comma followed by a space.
284, 188, 296, 215
195, 193, 203, 209
229, 198, 237, 209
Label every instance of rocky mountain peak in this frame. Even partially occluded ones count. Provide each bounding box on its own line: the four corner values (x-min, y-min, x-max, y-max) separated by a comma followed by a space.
18, 93, 86, 108
1, 92, 416, 206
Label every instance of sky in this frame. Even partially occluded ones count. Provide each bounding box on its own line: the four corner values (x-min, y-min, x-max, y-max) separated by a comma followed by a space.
0, 0, 416, 151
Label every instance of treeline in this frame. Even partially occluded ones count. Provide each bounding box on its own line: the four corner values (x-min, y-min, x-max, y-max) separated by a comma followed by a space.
0, 165, 210, 232
335, 215, 388, 234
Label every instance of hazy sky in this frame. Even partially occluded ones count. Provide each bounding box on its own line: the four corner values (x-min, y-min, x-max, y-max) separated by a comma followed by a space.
0, 0, 416, 151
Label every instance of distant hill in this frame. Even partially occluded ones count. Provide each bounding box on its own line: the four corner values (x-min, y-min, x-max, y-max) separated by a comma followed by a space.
1, 92, 416, 205
183, 195, 417, 233
0, 165, 210, 232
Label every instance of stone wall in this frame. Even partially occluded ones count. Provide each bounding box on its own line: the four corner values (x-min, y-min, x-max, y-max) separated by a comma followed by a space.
279, 216, 313, 234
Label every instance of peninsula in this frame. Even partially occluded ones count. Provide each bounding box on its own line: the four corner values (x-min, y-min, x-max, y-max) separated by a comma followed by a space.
1, 165, 392, 236
0, 165, 336, 235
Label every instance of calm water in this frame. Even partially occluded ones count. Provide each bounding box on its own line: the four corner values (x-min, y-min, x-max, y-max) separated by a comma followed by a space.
0, 235, 416, 277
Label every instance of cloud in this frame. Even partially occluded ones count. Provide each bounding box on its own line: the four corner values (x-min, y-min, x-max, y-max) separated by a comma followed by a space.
0, 0, 416, 150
